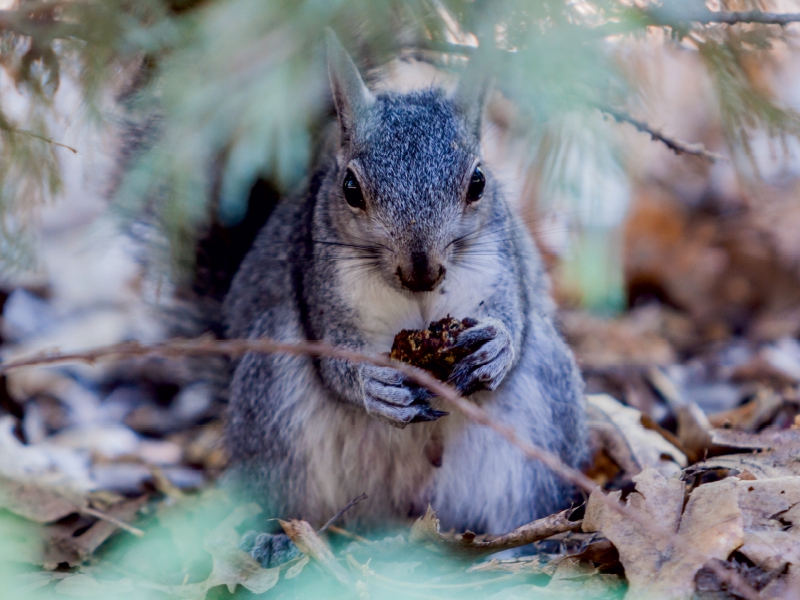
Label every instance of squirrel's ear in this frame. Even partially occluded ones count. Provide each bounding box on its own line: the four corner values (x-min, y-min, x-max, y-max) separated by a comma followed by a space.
326, 29, 374, 147
451, 69, 492, 140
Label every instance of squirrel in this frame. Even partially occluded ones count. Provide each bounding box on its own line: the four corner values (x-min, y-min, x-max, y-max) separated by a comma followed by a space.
223, 31, 588, 537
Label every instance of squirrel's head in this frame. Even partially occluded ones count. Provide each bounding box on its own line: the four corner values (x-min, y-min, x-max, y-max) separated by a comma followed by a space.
323, 30, 495, 294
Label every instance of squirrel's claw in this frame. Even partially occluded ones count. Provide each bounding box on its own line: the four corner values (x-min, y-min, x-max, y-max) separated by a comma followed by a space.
362, 364, 441, 427
365, 396, 446, 427
449, 318, 514, 396
410, 407, 449, 423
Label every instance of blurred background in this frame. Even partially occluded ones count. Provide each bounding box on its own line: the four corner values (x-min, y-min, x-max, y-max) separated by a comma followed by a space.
3, 0, 800, 596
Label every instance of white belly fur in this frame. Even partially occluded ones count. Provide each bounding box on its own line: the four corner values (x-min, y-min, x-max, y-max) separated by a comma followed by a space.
298, 377, 441, 527
303, 252, 507, 526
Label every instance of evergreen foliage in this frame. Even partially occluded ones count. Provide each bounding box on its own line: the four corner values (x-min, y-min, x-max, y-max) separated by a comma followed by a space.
1, 0, 799, 278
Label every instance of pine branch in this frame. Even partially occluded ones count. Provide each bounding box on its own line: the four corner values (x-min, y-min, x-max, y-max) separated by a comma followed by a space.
602, 108, 728, 162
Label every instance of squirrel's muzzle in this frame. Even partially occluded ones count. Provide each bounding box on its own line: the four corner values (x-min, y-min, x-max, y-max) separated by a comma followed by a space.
397, 251, 446, 292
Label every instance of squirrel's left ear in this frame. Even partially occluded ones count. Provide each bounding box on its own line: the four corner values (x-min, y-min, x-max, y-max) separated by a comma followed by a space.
326, 28, 374, 147
451, 69, 492, 140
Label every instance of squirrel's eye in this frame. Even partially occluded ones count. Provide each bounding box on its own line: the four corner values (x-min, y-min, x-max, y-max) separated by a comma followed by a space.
466, 166, 485, 203
343, 169, 365, 210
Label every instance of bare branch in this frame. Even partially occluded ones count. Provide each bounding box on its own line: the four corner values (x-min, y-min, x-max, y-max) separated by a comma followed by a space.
602, 108, 728, 162
318, 493, 368, 535
0, 337, 762, 599
80, 506, 145, 538
432, 508, 582, 557
4, 127, 78, 154
675, 9, 800, 27
0, 9, 84, 41
589, 8, 800, 38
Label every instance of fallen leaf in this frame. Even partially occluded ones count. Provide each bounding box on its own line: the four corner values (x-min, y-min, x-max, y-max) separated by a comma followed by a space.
485, 558, 621, 599
583, 467, 744, 600
735, 477, 800, 571
279, 518, 350, 584
6, 571, 70, 594
201, 503, 281, 594
688, 428, 800, 479
285, 554, 310, 579
544, 558, 622, 598
409, 505, 440, 544
0, 416, 94, 490
560, 311, 676, 368
675, 403, 713, 464
0, 473, 85, 523
587, 394, 687, 478
53, 574, 134, 596
708, 388, 785, 430
42, 495, 148, 567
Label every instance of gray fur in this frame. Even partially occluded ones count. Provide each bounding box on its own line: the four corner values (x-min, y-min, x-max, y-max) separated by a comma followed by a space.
223, 37, 587, 534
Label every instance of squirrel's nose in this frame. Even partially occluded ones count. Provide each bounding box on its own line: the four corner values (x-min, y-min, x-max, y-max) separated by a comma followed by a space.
397, 251, 446, 292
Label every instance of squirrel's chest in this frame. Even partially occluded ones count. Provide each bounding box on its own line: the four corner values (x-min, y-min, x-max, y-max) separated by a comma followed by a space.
339, 261, 504, 354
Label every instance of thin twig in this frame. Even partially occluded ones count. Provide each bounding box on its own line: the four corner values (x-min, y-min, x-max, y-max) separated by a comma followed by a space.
0, 337, 762, 600
447, 508, 582, 557
0, 9, 85, 41
6, 128, 78, 154
326, 525, 373, 544
670, 9, 800, 27
318, 493, 367, 535
602, 108, 727, 162
347, 555, 517, 590
584, 8, 800, 38
80, 506, 145, 537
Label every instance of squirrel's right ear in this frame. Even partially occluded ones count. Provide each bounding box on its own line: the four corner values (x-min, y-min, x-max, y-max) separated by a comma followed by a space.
326, 29, 374, 147
451, 65, 492, 140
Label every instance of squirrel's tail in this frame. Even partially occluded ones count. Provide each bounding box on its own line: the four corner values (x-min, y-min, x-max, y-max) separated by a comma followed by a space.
183, 178, 280, 337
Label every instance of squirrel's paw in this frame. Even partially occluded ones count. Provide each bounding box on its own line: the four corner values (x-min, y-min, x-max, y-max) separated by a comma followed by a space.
240, 530, 301, 568
449, 317, 514, 396
362, 364, 446, 428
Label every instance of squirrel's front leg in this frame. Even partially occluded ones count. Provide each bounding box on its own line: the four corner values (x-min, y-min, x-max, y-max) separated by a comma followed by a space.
362, 364, 447, 427
449, 317, 515, 397
319, 357, 446, 428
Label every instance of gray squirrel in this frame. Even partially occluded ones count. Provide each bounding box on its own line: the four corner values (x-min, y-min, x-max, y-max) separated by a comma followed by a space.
223, 31, 588, 537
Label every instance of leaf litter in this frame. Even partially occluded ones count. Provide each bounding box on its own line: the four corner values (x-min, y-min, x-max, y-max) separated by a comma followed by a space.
7, 163, 800, 598
3, 321, 800, 598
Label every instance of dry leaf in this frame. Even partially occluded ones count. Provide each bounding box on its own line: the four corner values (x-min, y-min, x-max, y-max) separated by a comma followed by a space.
279, 518, 350, 585
560, 311, 676, 368
688, 428, 800, 480
0, 473, 85, 523
146, 504, 281, 599
53, 574, 135, 596
285, 554, 310, 579
708, 388, 785, 430
583, 467, 743, 600
199, 503, 281, 595
674, 403, 713, 463
486, 558, 621, 599
587, 394, 687, 478
7, 571, 70, 594
735, 477, 800, 571
409, 505, 440, 544
0, 416, 94, 491
42, 495, 147, 567
544, 558, 622, 598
